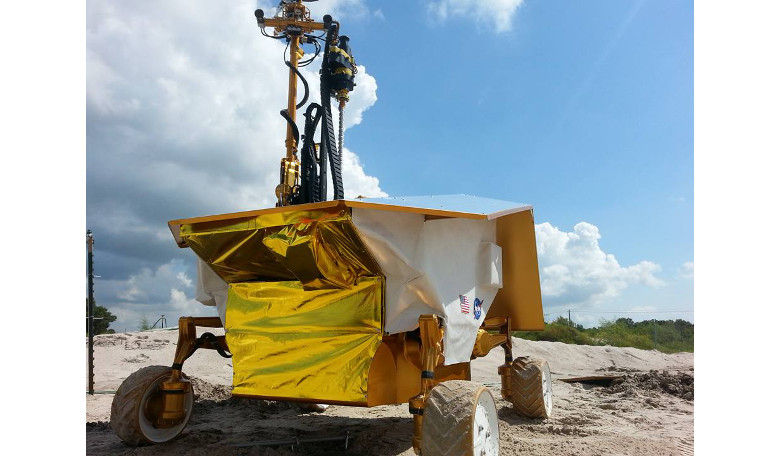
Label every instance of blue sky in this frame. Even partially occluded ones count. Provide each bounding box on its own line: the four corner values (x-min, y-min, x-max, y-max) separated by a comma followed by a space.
348, 0, 694, 323
350, 0, 692, 266
86, 0, 693, 330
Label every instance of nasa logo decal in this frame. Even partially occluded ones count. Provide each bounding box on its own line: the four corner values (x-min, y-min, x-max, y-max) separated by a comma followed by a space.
473, 298, 483, 320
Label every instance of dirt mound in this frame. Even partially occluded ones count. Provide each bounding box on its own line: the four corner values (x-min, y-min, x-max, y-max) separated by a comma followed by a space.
604, 370, 694, 401
595, 366, 641, 373
188, 377, 298, 414
190, 377, 233, 402
86, 421, 112, 432
92, 334, 128, 347
121, 353, 150, 363
92, 334, 170, 350
123, 335, 170, 350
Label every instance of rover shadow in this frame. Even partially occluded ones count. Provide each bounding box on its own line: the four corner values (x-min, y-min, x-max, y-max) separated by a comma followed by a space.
189, 399, 414, 456
497, 404, 549, 426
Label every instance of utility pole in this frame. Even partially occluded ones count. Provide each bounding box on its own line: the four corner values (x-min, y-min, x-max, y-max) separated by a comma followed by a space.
568, 309, 572, 327
87, 230, 95, 395
653, 319, 658, 350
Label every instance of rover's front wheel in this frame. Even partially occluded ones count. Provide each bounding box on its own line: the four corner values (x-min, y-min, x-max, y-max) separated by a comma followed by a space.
421, 380, 499, 456
110, 365, 194, 445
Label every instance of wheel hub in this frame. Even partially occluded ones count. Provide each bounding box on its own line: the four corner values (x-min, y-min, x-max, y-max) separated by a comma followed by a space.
473, 394, 499, 456
138, 374, 194, 442
542, 364, 553, 416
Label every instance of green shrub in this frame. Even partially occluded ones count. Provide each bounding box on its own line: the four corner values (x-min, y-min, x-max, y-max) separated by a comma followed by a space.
513, 317, 693, 353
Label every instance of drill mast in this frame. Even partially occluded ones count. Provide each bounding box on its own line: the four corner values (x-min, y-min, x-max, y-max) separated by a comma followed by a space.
254, 0, 356, 207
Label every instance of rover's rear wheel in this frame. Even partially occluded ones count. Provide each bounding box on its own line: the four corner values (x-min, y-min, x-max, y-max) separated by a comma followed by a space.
110, 365, 194, 445
510, 356, 552, 418
421, 380, 499, 456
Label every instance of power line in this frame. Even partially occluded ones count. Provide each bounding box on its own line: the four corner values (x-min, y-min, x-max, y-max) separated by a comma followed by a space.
565, 309, 694, 314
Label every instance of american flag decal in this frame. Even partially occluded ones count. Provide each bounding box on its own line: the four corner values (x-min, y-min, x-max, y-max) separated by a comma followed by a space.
459, 295, 470, 314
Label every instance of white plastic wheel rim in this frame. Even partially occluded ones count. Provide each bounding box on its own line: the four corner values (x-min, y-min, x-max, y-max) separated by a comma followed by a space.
473, 390, 499, 456
542, 363, 553, 416
138, 375, 193, 443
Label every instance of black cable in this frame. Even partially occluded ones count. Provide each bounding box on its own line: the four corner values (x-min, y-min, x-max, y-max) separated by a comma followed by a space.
298, 103, 324, 203
188, 332, 232, 359
277, 39, 309, 152
279, 109, 299, 147
202, 333, 232, 358
284, 60, 309, 109
298, 39, 321, 67
320, 24, 343, 200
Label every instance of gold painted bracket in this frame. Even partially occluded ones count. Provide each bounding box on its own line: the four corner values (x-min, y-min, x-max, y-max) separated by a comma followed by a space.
408, 315, 444, 455
170, 317, 229, 372
481, 316, 514, 401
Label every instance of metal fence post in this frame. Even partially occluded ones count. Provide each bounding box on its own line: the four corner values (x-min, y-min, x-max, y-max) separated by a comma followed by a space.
87, 230, 95, 395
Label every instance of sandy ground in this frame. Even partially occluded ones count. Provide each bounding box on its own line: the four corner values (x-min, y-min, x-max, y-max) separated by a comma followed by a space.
86, 329, 693, 455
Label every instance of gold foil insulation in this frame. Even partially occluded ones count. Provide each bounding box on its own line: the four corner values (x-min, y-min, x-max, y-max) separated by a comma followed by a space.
180, 208, 379, 286
180, 208, 384, 404
227, 278, 382, 402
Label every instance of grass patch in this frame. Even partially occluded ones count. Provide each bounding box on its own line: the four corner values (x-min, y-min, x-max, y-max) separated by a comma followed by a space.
513, 317, 693, 354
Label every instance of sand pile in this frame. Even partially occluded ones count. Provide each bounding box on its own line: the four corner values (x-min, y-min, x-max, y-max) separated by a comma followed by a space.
190, 377, 232, 402
604, 370, 694, 401
92, 334, 128, 347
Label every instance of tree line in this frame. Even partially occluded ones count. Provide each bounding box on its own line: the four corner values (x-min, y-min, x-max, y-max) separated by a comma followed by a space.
513, 316, 694, 353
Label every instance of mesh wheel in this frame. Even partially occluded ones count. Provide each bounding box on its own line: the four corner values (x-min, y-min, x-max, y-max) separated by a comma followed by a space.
110, 365, 194, 445
510, 357, 552, 418
421, 380, 499, 456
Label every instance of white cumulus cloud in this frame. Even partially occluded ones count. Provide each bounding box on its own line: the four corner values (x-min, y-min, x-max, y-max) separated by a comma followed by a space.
169, 288, 202, 314
98, 260, 216, 330
304, 0, 370, 20
427, 0, 525, 33
679, 261, 694, 280
535, 222, 664, 309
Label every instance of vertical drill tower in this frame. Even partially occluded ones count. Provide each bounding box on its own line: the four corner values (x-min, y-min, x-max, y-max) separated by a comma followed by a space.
254, 0, 357, 206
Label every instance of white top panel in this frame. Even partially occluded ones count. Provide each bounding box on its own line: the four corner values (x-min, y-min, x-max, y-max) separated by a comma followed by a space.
347, 194, 531, 219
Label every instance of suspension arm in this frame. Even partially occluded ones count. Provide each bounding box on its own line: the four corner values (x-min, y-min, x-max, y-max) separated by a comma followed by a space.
170, 316, 230, 372
408, 315, 444, 455
480, 316, 514, 401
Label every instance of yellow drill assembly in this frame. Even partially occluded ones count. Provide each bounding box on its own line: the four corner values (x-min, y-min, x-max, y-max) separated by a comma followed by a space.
254, 0, 356, 206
